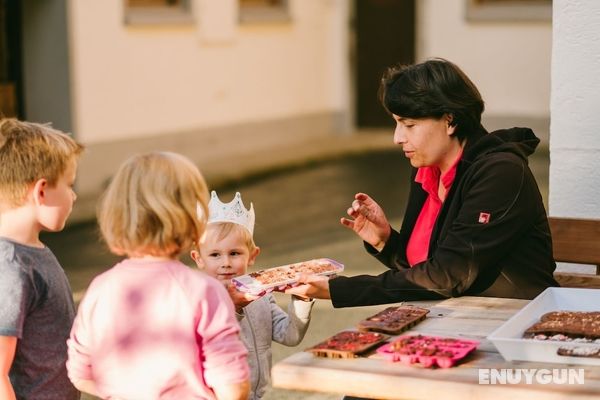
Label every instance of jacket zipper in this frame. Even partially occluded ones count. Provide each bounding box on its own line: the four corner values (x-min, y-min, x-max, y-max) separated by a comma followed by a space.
245, 312, 261, 398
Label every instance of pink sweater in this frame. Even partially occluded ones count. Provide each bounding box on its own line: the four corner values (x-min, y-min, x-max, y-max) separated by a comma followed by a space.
67, 259, 249, 399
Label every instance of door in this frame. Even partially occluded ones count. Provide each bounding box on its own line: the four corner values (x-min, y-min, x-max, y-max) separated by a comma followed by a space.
355, 0, 415, 127
0, 0, 22, 117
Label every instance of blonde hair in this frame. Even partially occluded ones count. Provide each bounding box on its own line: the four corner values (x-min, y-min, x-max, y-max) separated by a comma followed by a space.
98, 152, 209, 258
0, 118, 84, 207
204, 222, 257, 253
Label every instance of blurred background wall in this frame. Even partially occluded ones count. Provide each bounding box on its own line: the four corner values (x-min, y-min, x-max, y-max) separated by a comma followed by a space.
417, 0, 551, 124
1, 0, 554, 223
67, 0, 352, 142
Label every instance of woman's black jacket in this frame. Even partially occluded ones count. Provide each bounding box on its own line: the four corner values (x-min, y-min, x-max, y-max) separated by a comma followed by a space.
329, 127, 558, 307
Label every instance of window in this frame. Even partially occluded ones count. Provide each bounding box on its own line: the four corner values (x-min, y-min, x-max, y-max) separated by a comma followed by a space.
125, 0, 193, 25
466, 0, 552, 22
128, 0, 181, 6
239, 0, 290, 24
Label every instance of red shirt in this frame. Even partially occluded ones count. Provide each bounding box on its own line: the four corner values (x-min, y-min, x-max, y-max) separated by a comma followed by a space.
406, 152, 462, 267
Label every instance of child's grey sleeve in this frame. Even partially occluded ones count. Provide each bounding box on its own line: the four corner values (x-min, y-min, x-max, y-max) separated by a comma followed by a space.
0, 258, 30, 338
270, 295, 314, 346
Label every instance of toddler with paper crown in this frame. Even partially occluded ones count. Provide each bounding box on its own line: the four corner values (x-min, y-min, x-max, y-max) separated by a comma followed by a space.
191, 191, 315, 400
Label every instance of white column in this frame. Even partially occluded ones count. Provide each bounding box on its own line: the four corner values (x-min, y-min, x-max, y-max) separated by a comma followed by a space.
550, 0, 600, 218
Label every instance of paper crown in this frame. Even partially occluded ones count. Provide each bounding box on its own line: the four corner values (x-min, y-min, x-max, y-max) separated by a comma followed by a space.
205, 191, 255, 235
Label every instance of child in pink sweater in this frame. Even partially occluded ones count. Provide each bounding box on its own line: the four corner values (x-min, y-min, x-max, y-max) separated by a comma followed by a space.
66, 152, 249, 400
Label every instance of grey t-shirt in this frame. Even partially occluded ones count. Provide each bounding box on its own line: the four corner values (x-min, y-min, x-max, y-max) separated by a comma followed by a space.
0, 237, 79, 400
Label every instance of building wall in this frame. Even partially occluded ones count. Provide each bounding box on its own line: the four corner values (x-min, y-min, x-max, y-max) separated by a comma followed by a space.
549, 0, 600, 218
416, 0, 552, 119
65, 0, 351, 220
61, 0, 557, 222
67, 0, 350, 143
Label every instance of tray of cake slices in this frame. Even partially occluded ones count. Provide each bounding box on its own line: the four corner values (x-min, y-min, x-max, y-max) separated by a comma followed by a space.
376, 334, 479, 368
488, 287, 600, 366
232, 258, 344, 295
306, 330, 389, 359
357, 305, 430, 334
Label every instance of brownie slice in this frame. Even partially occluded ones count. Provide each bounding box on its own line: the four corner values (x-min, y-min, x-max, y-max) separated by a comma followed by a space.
541, 311, 600, 322
357, 306, 429, 335
524, 311, 600, 339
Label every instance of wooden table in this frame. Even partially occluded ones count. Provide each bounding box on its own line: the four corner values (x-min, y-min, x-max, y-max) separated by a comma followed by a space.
272, 296, 600, 400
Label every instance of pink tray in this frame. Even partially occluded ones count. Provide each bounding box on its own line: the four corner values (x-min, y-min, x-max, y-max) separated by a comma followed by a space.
376, 334, 479, 368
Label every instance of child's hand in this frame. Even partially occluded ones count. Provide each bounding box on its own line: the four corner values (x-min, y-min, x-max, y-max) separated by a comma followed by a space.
227, 284, 260, 313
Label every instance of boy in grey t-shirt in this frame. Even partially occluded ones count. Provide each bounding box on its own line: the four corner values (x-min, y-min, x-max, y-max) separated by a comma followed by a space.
0, 239, 79, 399
0, 118, 84, 400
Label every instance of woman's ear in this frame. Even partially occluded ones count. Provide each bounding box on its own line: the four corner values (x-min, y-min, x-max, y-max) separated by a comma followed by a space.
247, 246, 261, 267
445, 114, 456, 136
31, 179, 48, 206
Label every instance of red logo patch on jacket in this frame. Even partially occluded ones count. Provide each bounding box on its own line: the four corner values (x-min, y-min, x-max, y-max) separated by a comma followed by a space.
478, 212, 491, 224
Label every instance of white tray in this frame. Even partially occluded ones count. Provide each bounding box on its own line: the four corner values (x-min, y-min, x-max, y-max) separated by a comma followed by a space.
232, 258, 344, 295
488, 287, 600, 366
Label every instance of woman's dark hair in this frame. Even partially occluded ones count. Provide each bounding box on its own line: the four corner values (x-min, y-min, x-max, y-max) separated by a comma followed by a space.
379, 58, 485, 142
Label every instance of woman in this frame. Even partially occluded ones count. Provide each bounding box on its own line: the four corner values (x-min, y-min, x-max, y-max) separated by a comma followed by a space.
288, 58, 557, 306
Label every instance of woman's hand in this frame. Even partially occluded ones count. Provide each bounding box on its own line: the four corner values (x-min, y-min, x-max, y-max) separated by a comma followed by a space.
285, 274, 331, 299
340, 192, 391, 251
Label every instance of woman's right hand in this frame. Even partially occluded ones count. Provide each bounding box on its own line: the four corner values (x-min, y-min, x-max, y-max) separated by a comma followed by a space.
340, 192, 391, 251
285, 274, 331, 299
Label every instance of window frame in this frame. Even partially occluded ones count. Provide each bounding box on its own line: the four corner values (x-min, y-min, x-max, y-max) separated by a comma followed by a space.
124, 0, 194, 26
466, 0, 552, 22
238, 0, 291, 24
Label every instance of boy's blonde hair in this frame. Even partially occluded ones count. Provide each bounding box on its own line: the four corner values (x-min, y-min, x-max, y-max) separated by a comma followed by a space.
98, 151, 209, 258
0, 118, 84, 207
204, 222, 257, 253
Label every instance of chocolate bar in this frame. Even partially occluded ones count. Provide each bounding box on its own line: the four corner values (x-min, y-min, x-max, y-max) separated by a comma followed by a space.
306, 330, 388, 359
357, 306, 429, 335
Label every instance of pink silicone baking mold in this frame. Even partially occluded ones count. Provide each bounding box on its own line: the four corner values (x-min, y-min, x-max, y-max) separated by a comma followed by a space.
376, 334, 479, 368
